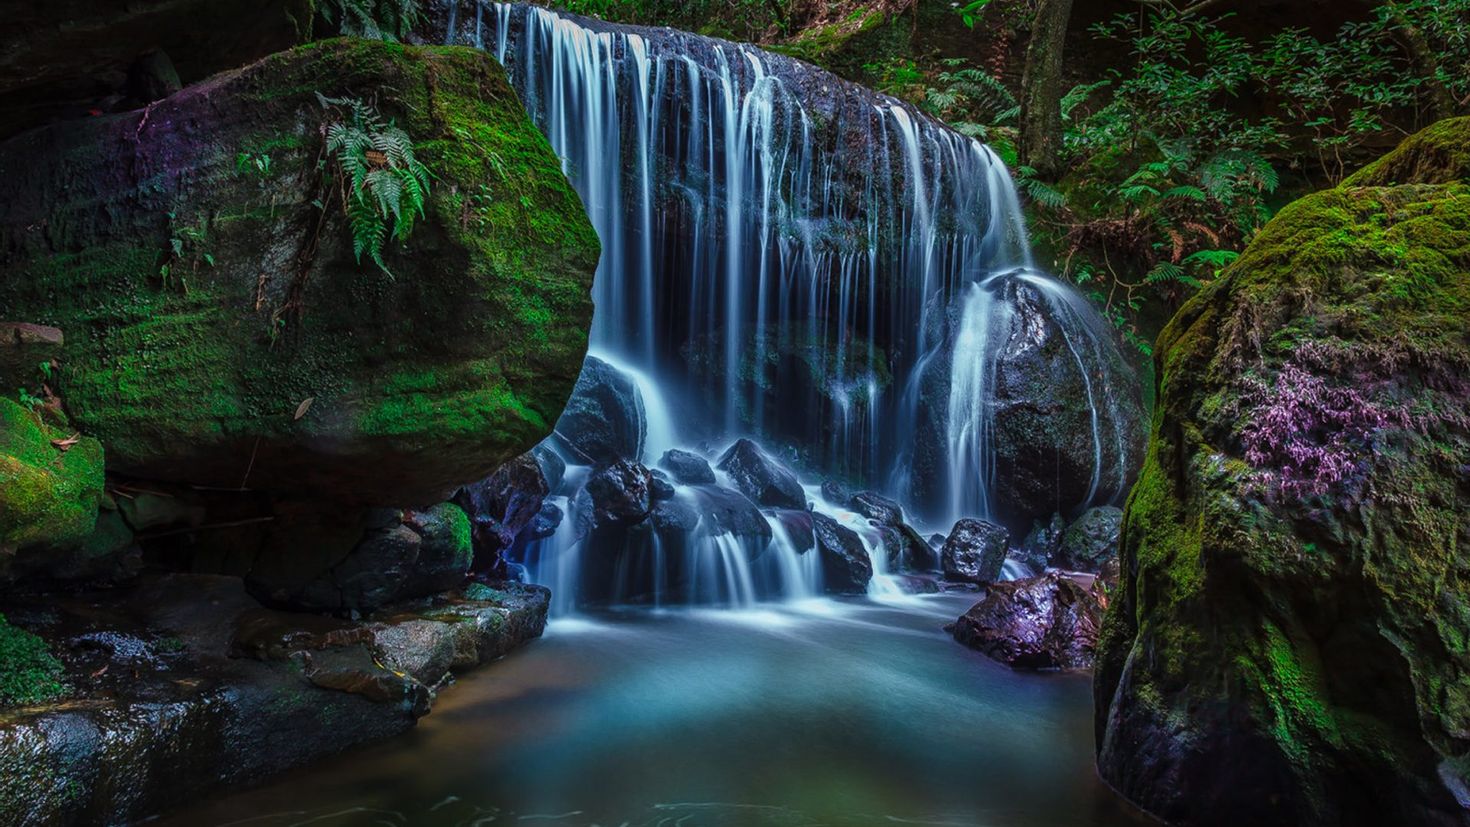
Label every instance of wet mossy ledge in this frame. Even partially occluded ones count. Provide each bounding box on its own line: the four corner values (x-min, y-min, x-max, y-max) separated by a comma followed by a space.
0, 37, 600, 506
1094, 116, 1470, 826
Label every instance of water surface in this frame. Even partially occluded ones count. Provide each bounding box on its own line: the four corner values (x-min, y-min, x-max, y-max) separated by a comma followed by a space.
157, 594, 1144, 827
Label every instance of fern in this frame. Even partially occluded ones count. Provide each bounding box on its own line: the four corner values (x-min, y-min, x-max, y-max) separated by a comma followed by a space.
319, 95, 431, 276
319, 0, 423, 41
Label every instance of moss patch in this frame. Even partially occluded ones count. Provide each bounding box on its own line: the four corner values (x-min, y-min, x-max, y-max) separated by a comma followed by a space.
0, 397, 104, 552
0, 614, 66, 708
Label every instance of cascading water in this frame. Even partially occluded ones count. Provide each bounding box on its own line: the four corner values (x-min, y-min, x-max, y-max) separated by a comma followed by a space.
434, 2, 1144, 609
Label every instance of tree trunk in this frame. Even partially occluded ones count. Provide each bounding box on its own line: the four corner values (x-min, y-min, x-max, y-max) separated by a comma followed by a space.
1018, 0, 1074, 179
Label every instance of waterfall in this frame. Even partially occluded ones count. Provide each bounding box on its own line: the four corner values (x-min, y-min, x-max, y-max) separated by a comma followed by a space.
438, 3, 1142, 607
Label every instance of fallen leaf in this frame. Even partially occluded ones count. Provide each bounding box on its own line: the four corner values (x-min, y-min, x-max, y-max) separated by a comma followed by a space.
51, 433, 81, 451
294, 397, 315, 420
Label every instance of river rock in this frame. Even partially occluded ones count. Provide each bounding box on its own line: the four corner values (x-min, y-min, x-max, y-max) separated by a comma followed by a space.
660, 449, 716, 485
1055, 506, 1121, 573
812, 512, 872, 594
716, 439, 806, 509
687, 485, 773, 548
849, 490, 935, 571
1095, 118, 1470, 827
553, 356, 647, 465
941, 518, 1009, 585
770, 508, 816, 553
0, 40, 599, 506
582, 460, 654, 530
948, 571, 1102, 670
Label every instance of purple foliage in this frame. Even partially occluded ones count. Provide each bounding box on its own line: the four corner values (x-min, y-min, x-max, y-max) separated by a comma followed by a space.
1240, 363, 1408, 497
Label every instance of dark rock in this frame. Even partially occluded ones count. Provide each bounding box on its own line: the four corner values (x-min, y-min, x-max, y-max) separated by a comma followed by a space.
649, 470, 676, 500
660, 448, 716, 484
126, 50, 182, 104
908, 272, 1148, 534
770, 508, 816, 553
553, 356, 647, 465
1018, 512, 1067, 571
820, 479, 854, 505
524, 501, 564, 542
941, 518, 1009, 585
849, 490, 904, 524
0, 40, 599, 506
948, 571, 1102, 670
648, 497, 700, 534
1056, 506, 1121, 573
687, 485, 773, 548
812, 512, 872, 594
0, 322, 63, 389
533, 445, 567, 494
928, 532, 945, 548
1095, 119, 1470, 827
716, 439, 805, 509
583, 460, 654, 529
455, 451, 552, 570
247, 503, 473, 612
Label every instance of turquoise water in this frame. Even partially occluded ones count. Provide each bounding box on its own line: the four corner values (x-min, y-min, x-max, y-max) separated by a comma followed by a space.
156, 594, 1144, 827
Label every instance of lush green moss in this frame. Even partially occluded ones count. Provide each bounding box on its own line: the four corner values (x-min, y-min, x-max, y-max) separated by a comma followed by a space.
1344, 116, 1470, 188
0, 614, 66, 708
1096, 119, 1470, 824
0, 398, 104, 552
0, 40, 598, 504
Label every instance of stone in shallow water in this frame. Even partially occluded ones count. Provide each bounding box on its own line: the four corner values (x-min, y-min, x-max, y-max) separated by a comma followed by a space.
660, 448, 716, 485
582, 460, 655, 530
948, 571, 1102, 670
941, 518, 1009, 585
716, 439, 805, 509
554, 356, 647, 465
812, 512, 872, 594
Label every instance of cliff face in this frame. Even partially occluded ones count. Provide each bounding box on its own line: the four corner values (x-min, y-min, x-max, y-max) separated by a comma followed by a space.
0, 38, 599, 508
1094, 117, 1470, 826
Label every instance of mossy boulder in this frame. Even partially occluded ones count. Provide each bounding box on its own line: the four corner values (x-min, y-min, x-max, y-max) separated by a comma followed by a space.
0, 40, 599, 507
1094, 119, 1470, 826
0, 613, 65, 708
0, 397, 105, 557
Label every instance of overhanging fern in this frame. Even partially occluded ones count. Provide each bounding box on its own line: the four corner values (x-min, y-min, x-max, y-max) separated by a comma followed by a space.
319, 0, 423, 41
318, 94, 430, 276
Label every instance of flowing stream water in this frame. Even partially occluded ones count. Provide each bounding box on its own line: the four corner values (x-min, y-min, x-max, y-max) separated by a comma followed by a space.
156, 596, 1146, 827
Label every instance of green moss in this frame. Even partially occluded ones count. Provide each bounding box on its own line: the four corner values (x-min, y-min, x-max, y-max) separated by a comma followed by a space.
0, 613, 66, 708
0, 40, 598, 502
0, 398, 105, 551
1343, 116, 1470, 187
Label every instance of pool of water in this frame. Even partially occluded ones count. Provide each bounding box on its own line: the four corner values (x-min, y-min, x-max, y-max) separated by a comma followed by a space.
155, 594, 1146, 827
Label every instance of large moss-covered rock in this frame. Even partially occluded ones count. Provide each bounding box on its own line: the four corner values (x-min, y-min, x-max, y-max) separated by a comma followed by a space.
0, 40, 599, 506
1094, 118, 1470, 826
0, 397, 104, 555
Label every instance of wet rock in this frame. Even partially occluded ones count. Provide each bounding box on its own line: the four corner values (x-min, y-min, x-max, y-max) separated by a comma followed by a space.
524, 501, 564, 542
1018, 512, 1067, 571
848, 491, 936, 571
1055, 506, 1121, 573
660, 448, 716, 485
0, 322, 63, 387
687, 485, 773, 548
455, 451, 552, 570
820, 479, 854, 505
649, 470, 676, 500
909, 273, 1147, 534
369, 619, 458, 687
716, 439, 805, 509
553, 356, 646, 465
948, 571, 1102, 670
849, 490, 903, 524
812, 512, 872, 594
583, 460, 654, 529
770, 508, 816, 553
648, 496, 700, 534
941, 518, 1009, 585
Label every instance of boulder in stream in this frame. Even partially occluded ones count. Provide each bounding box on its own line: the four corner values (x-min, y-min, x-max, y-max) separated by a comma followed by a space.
553, 356, 647, 466
941, 518, 1009, 585
812, 512, 872, 594
716, 439, 806, 509
948, 571, 1103, 670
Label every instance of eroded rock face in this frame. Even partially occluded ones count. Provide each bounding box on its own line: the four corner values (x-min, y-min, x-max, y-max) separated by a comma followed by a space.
948, 571, 1103, 670
717, 439, 806, 509
0, 40, 599, 507
1095, 118, 1470, 827
941, 518, 1009, 585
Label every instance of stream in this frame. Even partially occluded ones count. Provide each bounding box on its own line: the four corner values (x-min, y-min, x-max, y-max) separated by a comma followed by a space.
156, 594, 1145, 827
